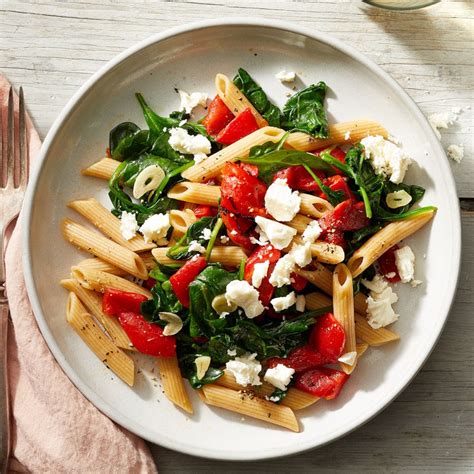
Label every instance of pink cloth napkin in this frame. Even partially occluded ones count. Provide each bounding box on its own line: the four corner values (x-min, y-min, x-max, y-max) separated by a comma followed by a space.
1, 75, 157, 473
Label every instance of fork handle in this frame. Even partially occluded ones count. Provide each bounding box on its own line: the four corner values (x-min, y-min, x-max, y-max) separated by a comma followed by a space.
0, 303, 10, 473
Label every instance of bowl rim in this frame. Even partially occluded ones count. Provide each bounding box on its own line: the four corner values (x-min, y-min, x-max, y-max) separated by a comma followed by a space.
22, 17, 461, 461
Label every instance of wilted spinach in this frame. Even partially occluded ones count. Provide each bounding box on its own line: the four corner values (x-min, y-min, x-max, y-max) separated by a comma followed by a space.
140, 280, 183, 323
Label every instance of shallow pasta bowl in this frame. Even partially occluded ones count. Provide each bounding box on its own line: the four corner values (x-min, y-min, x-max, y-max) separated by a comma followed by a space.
22, 19, 461, 461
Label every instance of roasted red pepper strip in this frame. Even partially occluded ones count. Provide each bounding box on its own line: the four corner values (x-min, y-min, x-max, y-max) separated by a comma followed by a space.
201, 95, 234, 136
317, 175, 354, 202
216, 108, 259, 145
267, 346, 328, 373
295, 367, 349, 399
193, 204, 218, 219
290, 272, 307, 292
102, 288, 149, 317
169, 256, 207, 308
309, 312, 346, 362
273, 165, 326, 193
377, 244, 401, 283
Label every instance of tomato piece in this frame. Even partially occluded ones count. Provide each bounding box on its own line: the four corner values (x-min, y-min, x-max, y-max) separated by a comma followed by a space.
244, 245, 281, 305
221, 162, 268, 218
102, 288, 149, 317
267, 345, 328, 373
295, 367, 349, 399
118, 312, 176, 357
240, 162, 259, 177
318, 175, 354, 202
377, 244, 401, 283
273, 165, 325, 193
323, 228, 347, 249
216, 108, 259, 145
201, 96, 234, 136
220, 202, 255, 251
309, 312, 346, 362
320, 199, 370, 234
143, 278, 156, 290
169, 256, 207, 307
193, 204, 218, 219
290, 272, 307, 291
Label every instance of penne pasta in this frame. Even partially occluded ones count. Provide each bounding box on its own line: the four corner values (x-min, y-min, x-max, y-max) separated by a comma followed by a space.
286, 120, 388, 152
182, 127, 286, 182
169, 209, 197, 238
66, 292, 134, 386
215, 73, 268, 127
167, 182, 221, 206
76, 253, 156, 277
333, 264, 357, 374
287, 214, 313, 234
347, 210, 436, 277
290, 236, 344, 265
299, 194, 333, 218
71, 267, 152, 298
157, 356, 193, 414
81, 157, 120, 180
151, 246, 246, 268
305, 292, 399, 346
68, 198, 154, 252
61, 218, 148, 280
61, 278, 133, 350
201, 384, 299, 432
356, 343, 369, 358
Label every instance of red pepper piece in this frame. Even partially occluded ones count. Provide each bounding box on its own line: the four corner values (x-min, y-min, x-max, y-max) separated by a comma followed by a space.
102, 288, 149, 317
290, 272, 307, 292
193, 204, 218, 219
377, 244, 401, 283
295, 367, 349, 399
273, 165, 326, 193
216, 108, 259, 145
309, 312, 346, 362
201, 95, 234, 136
169, 256, 207, 308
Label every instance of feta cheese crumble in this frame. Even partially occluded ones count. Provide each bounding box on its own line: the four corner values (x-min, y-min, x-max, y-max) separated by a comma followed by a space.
289, 241, 312, 268
275, 70, 296, 83
220, 235, 230, 244
447, 144, 464, 163
254, 216, 297, 250
428, 110, 459, 139
188, 240, 206, 254
269, 254, 296, 287
178, 90, 208, 114
168, 127, 211, 162
264, 178, 301, 222
296, 294, 306, 312
251, 261, 270, 289
363, 274, 399, 329
200, 228, 212, 241
226, 353, 262, 386
271, 291, 296, 312
264, 364, 295, 391
302, 220, 322, 243
139, 213, 170, 244
394, 245, 416, 283
120, 211, 138, 241
360, 135, 412, 184
344, 130, 351, 141
225, 280, 264, 319
227, 348, 237, 357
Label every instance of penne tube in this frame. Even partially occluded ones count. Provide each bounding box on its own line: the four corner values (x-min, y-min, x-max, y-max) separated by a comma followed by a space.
290, 236, 344, 265
66, 292, 134, 386
61, 218, 148, 280
157, 356, 193, 414
299, 193, 333, 218
286, 120, 388, 152
68, 198, 154, 253
71, 267, 151, 298
305, 292, 399, 346
347, 210, 436, 277
333, 264, 357, 374
182, 127, 286, 182
76, 253, 156, 277
167, 182, 221, 206
81, 157, 120, 180
61, 278, 133, 350
215, 73, 268, 128
201, 384, 299, 432
356, 342, 369, 358
151, 246, 246, 268
169, 209, 197, 238
215, 370, 318, 410
297, 263, 368, 315
287, 214, 313, 234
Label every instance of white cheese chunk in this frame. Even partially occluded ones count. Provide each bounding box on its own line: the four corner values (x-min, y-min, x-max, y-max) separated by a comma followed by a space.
344, 130, 351, 141
178, 90, 208, 114
264, 364, 295, 391
275, 70, 296, 83
295, 294, 306, 312
394, 245, 416, 283
251, 261, 270, 289
447, 144, 464, 163
120, 211, 138, 241
289, 241, 312, 268
168, 127, 211, 161
225, 353, 262, 386
302, 220, 322, 243
227, 348, 237, 357
271, 291, 296, 312
265, 178, 301, 222
360, 135, 412, 184
225, 280, 264, 319
362, 273, 387, 294
269, 254, 296, 287
188, 240, 206, 254
338, 351, 357, 366
254, 216, 297, 250
220, 235, 230, 244
366, 286, 399, 329
139, 213, 170, 244
428, 110, 459, 139
200, 228, 212, 241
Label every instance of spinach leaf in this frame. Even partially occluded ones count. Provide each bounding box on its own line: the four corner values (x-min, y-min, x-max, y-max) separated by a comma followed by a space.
265, 307, 331, 338
109, 122, 141, 160
282, 82, 329, 138
267, 388, 288, 404
149, 263, 182, 283
186, 366, 224, 389
302, 164, 345, 206
228, 320, 281, 359
233, 68, 282, 127
177, 352, 224, 389
140, 280, 183, 323
205, 217, 223, 261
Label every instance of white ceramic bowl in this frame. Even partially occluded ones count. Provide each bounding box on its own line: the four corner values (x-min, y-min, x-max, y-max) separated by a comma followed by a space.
23, 19, 461, 461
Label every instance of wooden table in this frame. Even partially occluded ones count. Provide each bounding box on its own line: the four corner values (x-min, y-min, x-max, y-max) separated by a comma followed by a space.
1, 1, 472, 472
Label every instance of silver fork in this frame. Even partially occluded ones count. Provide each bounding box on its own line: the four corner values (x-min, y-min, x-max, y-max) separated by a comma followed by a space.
0, 86, 29, 473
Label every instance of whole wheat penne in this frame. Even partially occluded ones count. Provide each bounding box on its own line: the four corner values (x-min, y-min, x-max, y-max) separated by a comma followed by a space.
81, 158, 120, 180
182, 127, 286, 182
347, 210, 435, 277
287, 214, 313, 233
61, 278, 133, 350
201, 384, 299, 432
286, 120, 388, 152
68, 198, 154, 252
333, 264, 357, 374
66, 292, 134, 386
215, 73, 268, 127
76, 252, 156, 276
305, 292, 399, 346
356, 343, 369, 358
290, 236, 344, 265
62, 219, 148, 280
299, 193, 333, 218
71, 267, 151, 297
152, 246, 246, 267
157, 356, 193, 414
169, 209, 197, 238
167, 182, 221, 206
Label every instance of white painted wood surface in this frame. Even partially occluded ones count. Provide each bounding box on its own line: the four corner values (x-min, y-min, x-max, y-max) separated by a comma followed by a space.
1, 0, 472, 472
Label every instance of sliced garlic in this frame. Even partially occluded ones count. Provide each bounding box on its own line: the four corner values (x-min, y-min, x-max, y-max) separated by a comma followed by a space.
195, 355, 211, 380
338, 351, 357, 366
158, 312, 183, 336
212, 294, 237, 315
386, 190, 412, 209
133, 165, 165, 199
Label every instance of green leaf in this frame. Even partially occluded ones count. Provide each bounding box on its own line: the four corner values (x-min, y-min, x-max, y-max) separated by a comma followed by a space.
282, 82, 329, 138
140, 280, 183, 323
186, 366, 224, 389
205, 217, 223, 261
267, 388, 288, 404
302, 164, 345, 206
109, 122, 141, 160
